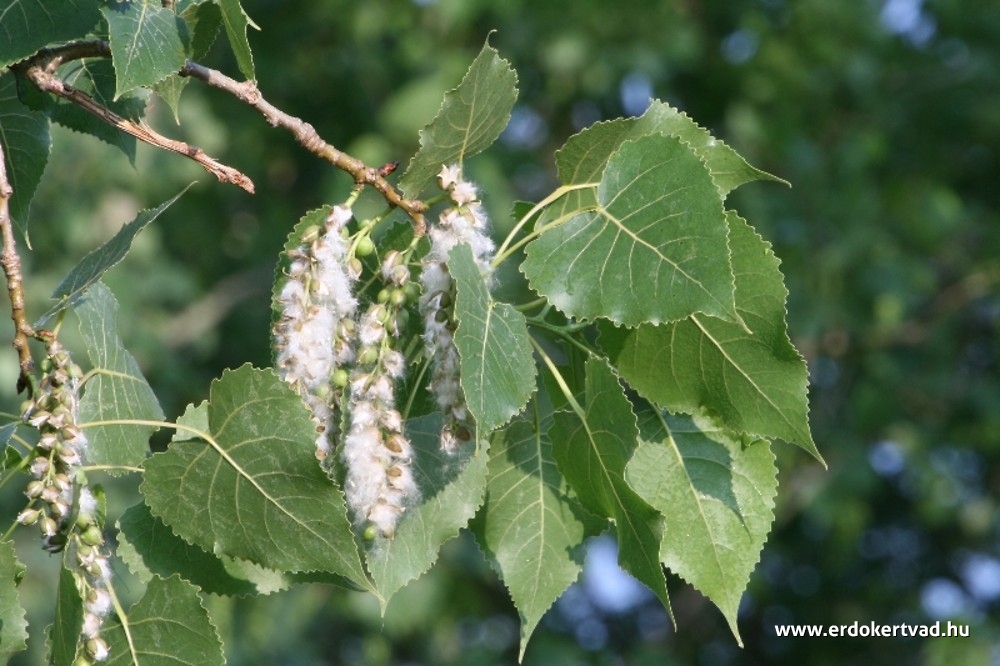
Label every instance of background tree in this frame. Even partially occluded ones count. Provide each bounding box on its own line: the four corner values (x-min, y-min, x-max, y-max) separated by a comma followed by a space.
1, 0, 998, 664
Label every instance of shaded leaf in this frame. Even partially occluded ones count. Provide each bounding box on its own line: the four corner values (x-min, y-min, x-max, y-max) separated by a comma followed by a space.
399, 42, 517, 197
0, 0, 102, 69
0, 540, 28, 663
102, 0, 189, 98
550, 357, 671, 613
103, 575, 224, 666
365, 414, 489, 610
523, 133, 737, 327
600, 212, 821, 461
51, 59, 146, 162
626, 411, 777, 645
0, 70, 50, 235
142, 365, 373, 591
450, 242, 536, 434
48, 567, 83, 666
215, 0, 257, 81
154, 1, 223, 120
76, 282, 164, 470
470, 404, 598, 660
36, 186, 190, 326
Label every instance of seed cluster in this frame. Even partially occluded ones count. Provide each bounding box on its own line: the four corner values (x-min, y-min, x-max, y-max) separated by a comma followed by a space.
419, 164, 495, 453
19, 340, 112, 663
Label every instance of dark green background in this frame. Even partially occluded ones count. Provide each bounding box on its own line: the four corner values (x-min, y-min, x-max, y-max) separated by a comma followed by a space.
3, 0, 998, 664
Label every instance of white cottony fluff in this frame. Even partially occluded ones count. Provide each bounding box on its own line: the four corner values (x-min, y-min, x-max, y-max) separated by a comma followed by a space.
420, 165, 496, 453
274, 204, 358, 458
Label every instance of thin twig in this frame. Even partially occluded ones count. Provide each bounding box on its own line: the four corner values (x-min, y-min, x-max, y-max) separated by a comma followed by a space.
0, 144, 36, 394
13, 40, 428, 232
178, 61, 427, 233
12, 44, 254, 193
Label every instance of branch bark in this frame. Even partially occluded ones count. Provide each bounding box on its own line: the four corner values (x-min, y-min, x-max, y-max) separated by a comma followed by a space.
0, 144, 36, 394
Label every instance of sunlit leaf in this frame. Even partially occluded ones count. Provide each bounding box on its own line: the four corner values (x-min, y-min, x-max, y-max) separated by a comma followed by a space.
102, 0, 190, 97
523, 133, 737, 326
103, 575, 224, 666
550, 357, 671, 613
600, 212, 821, 461
471, 405, 599, 660
365, 414, 489, 610
399, 42, 518, 198
450, 242, 536, 434
142, 365, 373, 591
0, 540, 28, 663
76, 282, 163, 470
626, 411, 777, 645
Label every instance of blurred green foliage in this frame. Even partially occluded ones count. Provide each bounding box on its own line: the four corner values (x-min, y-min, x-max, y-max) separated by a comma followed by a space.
3, 0, 998, 663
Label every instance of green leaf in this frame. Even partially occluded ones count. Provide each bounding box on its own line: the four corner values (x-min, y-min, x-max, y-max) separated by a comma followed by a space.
550, 357, 671, 614
450, 242, 536, 434
118, 500, 365, 597
0, 70, 50, 235
36, 186, 190, 326
142, 365, 373, 592
76, 282, 164, 470
52, 59, 146, 161
399, 41, 518, 198
103, 575, 224, 666
118, 501, 260, 596
626, 411, 777, 645
154, 1, 223, 121
102, 0, 190, 98
470, 406, 598, 660
0, 0, 102, 69
215, 0, 257, 82
48, 567, 83, 666
634, 100, 788, 197
599, 212, 822, 461
0, 540, 28, 663
365, 414, 490, 610
523, 133, 737, 327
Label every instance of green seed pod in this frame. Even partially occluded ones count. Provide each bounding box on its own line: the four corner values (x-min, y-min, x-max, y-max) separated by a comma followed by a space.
389, 288, 407, 308
355, 236, 376, 258
358, 346, 379, 366
402, 282, 420, 303
363, 524, 378, 541
377, 288, 391, 304
348, 258, 363, 278
73, 656, 92, 666
300, 224, 321, 243
332, 368, 350, 388
81, 525, 104, 547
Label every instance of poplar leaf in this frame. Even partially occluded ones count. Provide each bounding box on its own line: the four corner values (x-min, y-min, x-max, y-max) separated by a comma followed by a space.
77, 282, 164, 470
102, 575, 224, 666
36, 186, 190, 326
450, 242, 536, 434
215, 0, 258, 81
600, 212, 821, 461
550, 358, 671, 614
50, 59, 146, 162
399, 42, 518, 198
142, 365, 374, 592
47, 567, 83, 666
0, 0, 101, 68
365, 414, 489, 610
0, 71, 50, 235
102, 0, 190, 97
626, 411, 777, 645
0, 540, 27, 663
523, 133, 737, 326
471, 408, 598, 660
